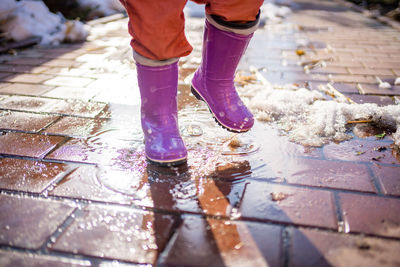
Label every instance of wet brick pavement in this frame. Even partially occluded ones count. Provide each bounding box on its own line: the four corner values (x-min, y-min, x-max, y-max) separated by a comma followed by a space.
0, 0, 400, 266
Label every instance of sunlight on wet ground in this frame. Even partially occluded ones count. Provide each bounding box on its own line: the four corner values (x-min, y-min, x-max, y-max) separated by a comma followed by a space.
1, 1, 400, 265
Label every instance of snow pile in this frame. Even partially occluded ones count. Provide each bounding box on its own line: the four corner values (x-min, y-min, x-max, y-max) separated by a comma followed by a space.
78, 0, 125, 18
183, 1, 291, 23
0, 0, 88, 45
259, 2, 291, 25
184, 1, 205, 18
240, 83, 400, 147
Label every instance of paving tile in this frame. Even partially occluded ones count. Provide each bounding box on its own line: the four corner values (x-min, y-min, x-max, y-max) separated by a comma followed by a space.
289, 228, 400, 267
0, 95, 61, 112
0, 64, 50, 74
4, 58, 47, 66
325, 74, 378, 84
49, 99, 107, 118
51, 205, 176, 264
363, 61, 400, 69
81, 163, 247, 217
0, 83, 9, 89
42, 59, 82, 68
348, 67, 394, 76
372, 165, 400, 196
44, 77, 94, 88
309, 66, 349, 75
0, 132, 65, 158
43, 86, 99, 100
0, 95, 106, 117
356, 83, 400, 96
0, 250, 90, 267
345, 94, 395, 106
339, 193, 400, 238
0, 194, 75, 249
50, 165, 132, 204
0, 111, 58, 132
309, 82, 360, 94
161, 216, 283, 267
45, 137, 140, 165
5, 74, 54, 84
0, 158, 69, 193
42, 67, 90, 77
240, 181, 337, 229
0, 83, 54, 95
43, 117, 107, 137
285, 158, 375, 192
0, 72, 11, 80
323, 140, 399, 165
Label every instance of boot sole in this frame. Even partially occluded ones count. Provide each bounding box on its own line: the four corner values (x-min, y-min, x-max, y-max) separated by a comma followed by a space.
190, 85, 251, 133
146, 156, 187, 167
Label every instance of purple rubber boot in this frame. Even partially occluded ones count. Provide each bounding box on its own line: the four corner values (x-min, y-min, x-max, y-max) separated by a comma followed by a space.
191, 20, 255, 133
136, 61, 187, 166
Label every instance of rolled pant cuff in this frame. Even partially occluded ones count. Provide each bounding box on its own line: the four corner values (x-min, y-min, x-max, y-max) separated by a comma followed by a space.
133, 50, 179, 67
206, 12, 260, 35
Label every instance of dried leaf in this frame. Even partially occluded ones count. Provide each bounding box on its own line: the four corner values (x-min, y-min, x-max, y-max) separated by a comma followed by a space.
271, 192, 290, 201
235, 73, 257, 86
296, 49, 305, 56
375, 132, 386, 139
376, 76, 391, 89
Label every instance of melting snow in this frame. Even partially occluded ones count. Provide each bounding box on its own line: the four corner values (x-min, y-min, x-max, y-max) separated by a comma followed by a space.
0, 0, 88, 45
240, 82, 400, 148
77, 0, 125, 18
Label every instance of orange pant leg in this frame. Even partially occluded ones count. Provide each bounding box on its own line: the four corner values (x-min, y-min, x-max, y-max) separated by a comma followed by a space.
121, 0, 263, 61
121, 0, 192, 61
193, 0, 263, 22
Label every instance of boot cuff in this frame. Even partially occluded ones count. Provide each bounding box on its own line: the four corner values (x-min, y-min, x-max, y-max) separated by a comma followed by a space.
206, 11, 260, 35
133, 50, 179, 67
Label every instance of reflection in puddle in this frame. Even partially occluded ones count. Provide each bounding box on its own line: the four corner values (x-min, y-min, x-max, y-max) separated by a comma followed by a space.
95, 90, 318, 199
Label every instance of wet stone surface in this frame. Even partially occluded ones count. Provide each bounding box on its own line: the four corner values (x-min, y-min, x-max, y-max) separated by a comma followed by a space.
0, 83, 54, 96
0, 158, 69, 193
239, 181, 338, 229
323, 139, 400, 165
289, 228, 400, 267
49, 165, 133, 205
1, 0, 400, 265
0, 194, 75, 249
372, 165, 400, 196
0, 250, 91, 267
160, 216, 283, 267
0, 110, 59, 132
284, 158, 375, 192
50, 205, 176, 264
43, 117, 108, 138
0, 132, 65, 158
339, 193, 400, 238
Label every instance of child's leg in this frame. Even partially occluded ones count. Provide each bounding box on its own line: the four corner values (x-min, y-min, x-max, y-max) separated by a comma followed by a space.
195, 0, 262, 22
191, 0, 263, 132
121, 0, 192, 64
120, 0, 190, 165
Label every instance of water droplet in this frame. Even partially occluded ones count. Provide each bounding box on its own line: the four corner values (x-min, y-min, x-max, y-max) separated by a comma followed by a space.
234, 242, 244, 249
147, 129, 152, 134
230, 208, 241, 220
219, 112, 225, 117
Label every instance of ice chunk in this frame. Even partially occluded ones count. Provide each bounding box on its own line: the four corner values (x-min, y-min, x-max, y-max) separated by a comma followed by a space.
0, 0, 89, 45
78, 0, 125, 18
241, 83, 400, 147
0, 0, 18, 21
